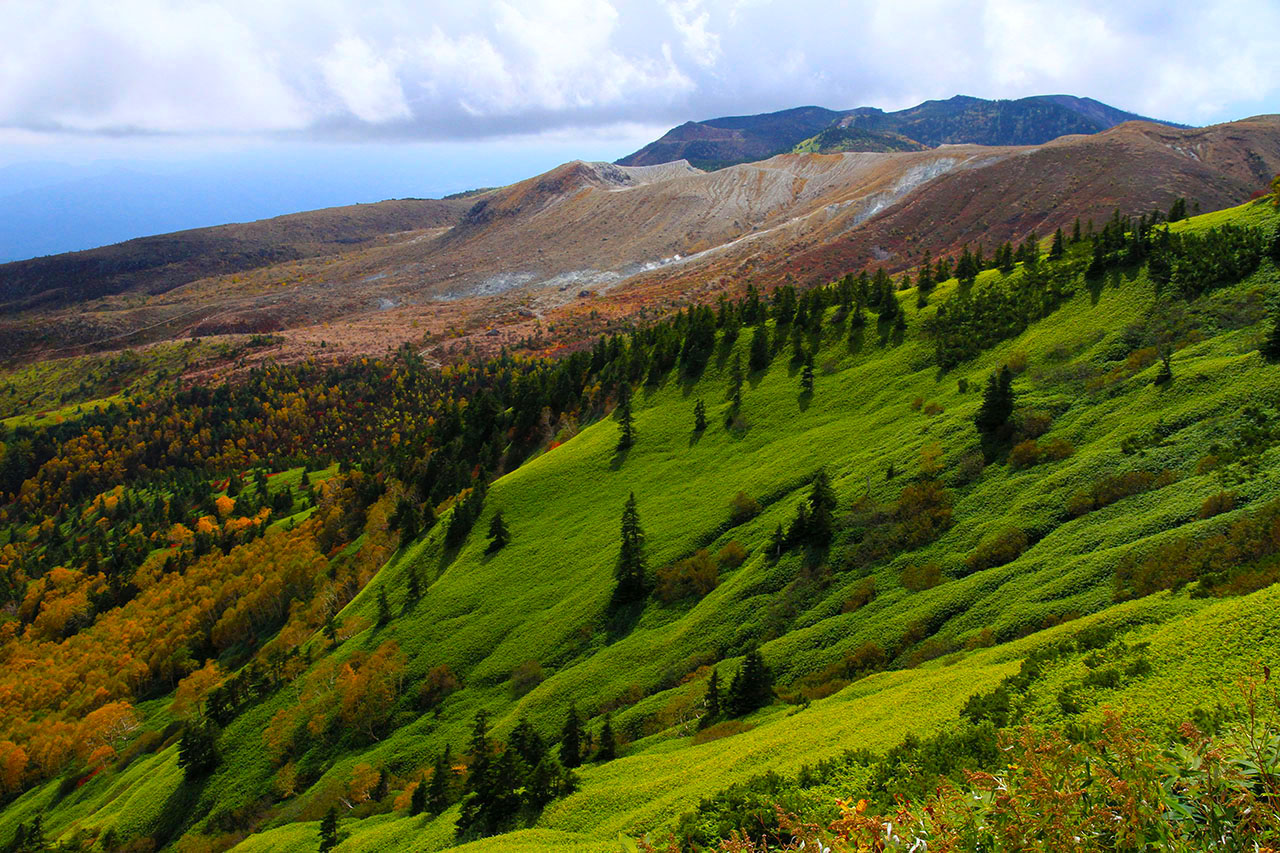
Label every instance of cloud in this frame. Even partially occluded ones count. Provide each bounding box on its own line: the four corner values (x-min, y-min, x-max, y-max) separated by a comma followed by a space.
0, 0, 1276, 142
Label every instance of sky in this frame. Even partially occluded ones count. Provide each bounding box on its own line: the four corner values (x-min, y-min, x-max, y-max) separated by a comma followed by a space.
2, 0, 1278, 261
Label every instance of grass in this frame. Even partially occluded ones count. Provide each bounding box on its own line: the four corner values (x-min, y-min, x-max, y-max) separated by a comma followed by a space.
4, 200, 1280, 851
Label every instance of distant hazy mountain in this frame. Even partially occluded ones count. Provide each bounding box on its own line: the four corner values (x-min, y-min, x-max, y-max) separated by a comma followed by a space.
618, 95, 1179, 170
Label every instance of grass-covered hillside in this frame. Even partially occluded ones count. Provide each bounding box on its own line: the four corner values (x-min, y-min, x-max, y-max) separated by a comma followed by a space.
1, 198, 1280, 852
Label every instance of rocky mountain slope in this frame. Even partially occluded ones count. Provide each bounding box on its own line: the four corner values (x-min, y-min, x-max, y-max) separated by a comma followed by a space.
618, 95, 1173, 170
1, 117, 1276, 372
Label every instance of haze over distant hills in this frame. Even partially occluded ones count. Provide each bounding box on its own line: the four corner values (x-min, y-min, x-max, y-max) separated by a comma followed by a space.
618, 94, 1178, 171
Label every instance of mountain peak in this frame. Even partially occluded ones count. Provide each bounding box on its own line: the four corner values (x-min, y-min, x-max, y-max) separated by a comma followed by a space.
619, 95, 1181, 170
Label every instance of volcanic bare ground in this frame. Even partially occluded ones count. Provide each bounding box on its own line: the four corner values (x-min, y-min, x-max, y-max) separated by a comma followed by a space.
2, 116, 1278, 376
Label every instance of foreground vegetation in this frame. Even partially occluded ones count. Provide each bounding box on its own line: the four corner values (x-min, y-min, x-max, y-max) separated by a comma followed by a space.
0, 192, 1278, 851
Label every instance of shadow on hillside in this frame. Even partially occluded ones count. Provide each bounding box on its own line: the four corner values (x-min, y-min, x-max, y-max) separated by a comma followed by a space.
797, 389, 813, 412
604, 598, 645, 643
847, 328, 864, 355
609, 446, 632, 470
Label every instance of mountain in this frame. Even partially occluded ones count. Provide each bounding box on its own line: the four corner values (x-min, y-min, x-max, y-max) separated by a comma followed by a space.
619, 95, 1177, 169
0, 197, 472, 313
1, 192, 1279, 850
615, 105, 845, 170
2, 117, 1276, 367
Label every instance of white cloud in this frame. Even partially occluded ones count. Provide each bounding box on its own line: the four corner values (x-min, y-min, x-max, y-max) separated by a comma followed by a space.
0, 0, 1276, 141
320, 37, 411, 123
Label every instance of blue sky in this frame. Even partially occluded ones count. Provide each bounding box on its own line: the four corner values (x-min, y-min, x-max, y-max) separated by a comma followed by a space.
2, 0, 1278, 262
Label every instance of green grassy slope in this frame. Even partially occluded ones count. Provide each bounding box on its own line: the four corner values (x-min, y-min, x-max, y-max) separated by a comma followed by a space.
4, 200, 1279, 852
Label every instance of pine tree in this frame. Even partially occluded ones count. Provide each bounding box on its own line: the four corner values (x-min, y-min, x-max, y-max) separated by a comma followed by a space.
410, 777, 428, 815
376, 586, 391, 626
974, 367, 1015, 439
800, 354, 815, 394
693, 399, 707, 432
1049, 228, 1065, 260
805, 470, 837, 545
1155, 350, 1174, 387
615, 384, 635, 451
700, 668, 721, 727
1262, 307, 1280, 362
727, 647, 774, 716
510, 717, 545, 768
404, 564, 421, 614
426, 750, 451, 814
559, 703, 583, 769
177, 719, 219, 781
486, 511, 509, 553
770, 523, 786, 559
596, 713, 617, 762
749, 323, 771, 372
318, 807, 339, 853
729, 352, 744, 409
1071, 218, 1082, 244
613, 493, 648, 604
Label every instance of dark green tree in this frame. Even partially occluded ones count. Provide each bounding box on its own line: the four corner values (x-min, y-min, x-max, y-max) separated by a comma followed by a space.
1262, 306, 1280, 362
486, 510, 509, 553
426, 748, 452, 814
1168, 197, 1188, 222
729, 352, 744, 409
560, 703, 583, 768
700, 668, 721, 727
800, 354, 815, 394
1155, 350, 1174, 387
596, 713, 617, 762
693, 399, 707, 432
804, 470, 837, 546
510, 717, 546, 768
727, 647, 774, 716
974, 367, 1015, 439
749, 323, 771, 372
177, 719, 219, 781
376, 586, 391, 626
318, 807, 339, 853
410, 777, 428, 815
1049, 228, 1065, 260
613, 493, 648, 604
770, 523, 786, 560
615, 384, 635, 451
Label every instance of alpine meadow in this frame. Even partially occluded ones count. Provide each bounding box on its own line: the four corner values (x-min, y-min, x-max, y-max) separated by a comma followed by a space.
3, 16, 1280, 851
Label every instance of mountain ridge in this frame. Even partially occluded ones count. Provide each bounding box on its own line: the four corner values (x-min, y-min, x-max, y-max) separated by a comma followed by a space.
618, 94, 1180, 170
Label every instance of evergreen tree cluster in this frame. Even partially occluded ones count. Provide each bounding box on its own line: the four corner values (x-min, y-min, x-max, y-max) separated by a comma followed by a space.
455, 711, 578, 839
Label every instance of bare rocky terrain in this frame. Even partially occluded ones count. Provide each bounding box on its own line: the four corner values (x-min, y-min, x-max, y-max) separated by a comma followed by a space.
2, 115, 1278, 374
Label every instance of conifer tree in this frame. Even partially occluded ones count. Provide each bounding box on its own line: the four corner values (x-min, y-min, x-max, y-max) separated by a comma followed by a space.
613, 493, 648, 603
974, 367, 1015, 439
693, 399, 707, 432
426, 749, 452, 814
1049, 228, 1065, 260
177, 719, 219, 781
729, 352, 744, 408
1262, 307, 1280, 362
404, 564, 421, 613
615, 384, 635, 451
376, 586, 391, 626
318, 807, 338, 853
1071, 217, 1082, 244
559, 704, 583, 768
486, 510, 509, 553
596, 713, 617, 762
770, 524, 786, 559
800, 354, 815, 394
804, 470, 837, 546
410, 777, 428, 815
727, 647, 774, 716
510, 717, 546, 768
700, 668, 721, 727
1155, 350, 1174, 387
749, 322, 771, 372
